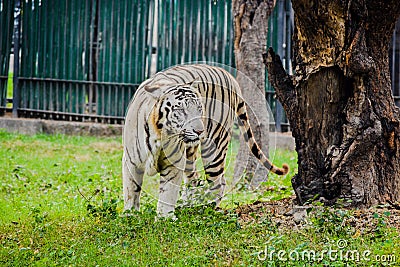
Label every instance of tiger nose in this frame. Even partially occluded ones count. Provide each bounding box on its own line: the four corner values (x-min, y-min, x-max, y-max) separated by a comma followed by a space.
193, 129, 204, 136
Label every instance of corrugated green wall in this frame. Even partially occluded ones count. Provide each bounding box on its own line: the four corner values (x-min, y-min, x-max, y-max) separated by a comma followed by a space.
14, 0, 234, 121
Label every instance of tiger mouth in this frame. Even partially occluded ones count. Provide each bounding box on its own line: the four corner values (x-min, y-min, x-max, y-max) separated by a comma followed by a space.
182, 136, 200, 146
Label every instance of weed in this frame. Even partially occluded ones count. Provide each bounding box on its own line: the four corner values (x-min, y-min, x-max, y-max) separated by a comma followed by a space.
307, 204, 353, 237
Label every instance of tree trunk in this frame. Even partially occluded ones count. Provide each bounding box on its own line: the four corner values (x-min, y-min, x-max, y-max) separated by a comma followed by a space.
264, 0, 400, 207
233, 0, 275, 188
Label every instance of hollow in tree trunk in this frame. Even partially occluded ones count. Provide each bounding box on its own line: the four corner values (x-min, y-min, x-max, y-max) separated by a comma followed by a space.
264, 0, 400, 207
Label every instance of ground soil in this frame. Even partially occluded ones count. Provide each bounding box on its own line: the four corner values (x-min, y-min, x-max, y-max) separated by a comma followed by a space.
236, 196, 400, 232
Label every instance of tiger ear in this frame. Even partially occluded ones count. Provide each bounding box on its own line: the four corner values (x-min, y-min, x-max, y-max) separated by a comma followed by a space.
184, 76, 201, 88
144, 73, 174, 98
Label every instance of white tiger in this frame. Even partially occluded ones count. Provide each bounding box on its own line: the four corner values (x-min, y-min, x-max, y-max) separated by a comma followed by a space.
123, 64, 289, 217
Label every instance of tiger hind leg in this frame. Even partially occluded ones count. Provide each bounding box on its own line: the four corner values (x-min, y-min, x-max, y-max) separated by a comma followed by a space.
201, 137, 229, 207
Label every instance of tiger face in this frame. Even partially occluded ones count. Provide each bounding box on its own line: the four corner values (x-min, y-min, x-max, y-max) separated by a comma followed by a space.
145, 79, 205, 147
159, 86, 205, 146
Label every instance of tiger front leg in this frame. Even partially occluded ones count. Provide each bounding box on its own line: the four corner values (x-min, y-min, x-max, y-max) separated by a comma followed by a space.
157, 164, 184, 217
181, 146, 204, 206
122, 153, 144, 212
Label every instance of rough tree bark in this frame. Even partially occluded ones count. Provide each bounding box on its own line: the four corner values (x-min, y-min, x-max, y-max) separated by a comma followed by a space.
264, 0, 400, 207
233, 0, 276, 188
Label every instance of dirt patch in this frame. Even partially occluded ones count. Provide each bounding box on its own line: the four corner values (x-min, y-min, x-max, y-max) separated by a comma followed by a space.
236, 196, 400, 233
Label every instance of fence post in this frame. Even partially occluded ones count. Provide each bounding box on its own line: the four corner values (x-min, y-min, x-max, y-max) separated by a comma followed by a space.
12, 0, 21, 118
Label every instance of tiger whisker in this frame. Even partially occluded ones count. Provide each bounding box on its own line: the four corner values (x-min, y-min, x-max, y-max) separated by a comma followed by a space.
161, 132, 182, 141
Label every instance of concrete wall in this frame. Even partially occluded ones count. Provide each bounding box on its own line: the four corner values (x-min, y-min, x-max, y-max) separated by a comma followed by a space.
0, 117, 295, 150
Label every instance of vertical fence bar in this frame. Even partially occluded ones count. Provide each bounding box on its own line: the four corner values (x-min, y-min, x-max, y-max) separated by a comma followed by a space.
61, 0, 67, 113
192, 0, 199, 62
146, 0, 154, 78
33, 0, 39, 110
181, 0, 187, 64
73, 0, 79, 115
120, 0, 128, 115
265, 0, 293, 131
275, 0, 284, 132
395, 20, 399, 105
57, 0, 65, 112
134, 1, 141, 80
37, 1, 42, 111
97, 0, 106, 116
0, 0, 15, 115
141, 1, 149, 82
12, 0, 21, 117
199, 0, 206, 62
107, 0, 115, 116
392, 30, 396, 95
20, 0, 28, 111
392, 19, 400, 107
188, 1, 194, 62
88, 0, 97, 114
130, 0, 137, 82
173, 1, 179, 65
168, 0, 173, 66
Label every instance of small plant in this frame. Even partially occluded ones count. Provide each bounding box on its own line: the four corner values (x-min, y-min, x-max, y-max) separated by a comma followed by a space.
79, 188, 119, 220
86, 198, 119, 219
307, 202, 353, 237
372, 212, 391, 239
30, 206, 48, 225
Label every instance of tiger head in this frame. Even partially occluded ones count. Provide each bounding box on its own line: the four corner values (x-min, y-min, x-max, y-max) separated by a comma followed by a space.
144, 77, 205, 147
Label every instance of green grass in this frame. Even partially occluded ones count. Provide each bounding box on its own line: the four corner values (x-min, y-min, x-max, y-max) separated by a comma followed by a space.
0, 130, 399, 266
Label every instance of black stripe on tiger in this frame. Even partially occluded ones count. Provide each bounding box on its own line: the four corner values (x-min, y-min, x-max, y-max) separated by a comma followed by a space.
124, 149, 143, 192
244, 128, 253, 142
273, 169, 285, 175
237, 101, 245, 109
160, 174, 176, 185
135, 138, 143, 163
144, 122, 152, 153
186, 172, 197, 179
165, 142, 182, 160
238, 113, 248, 121
206, 155, 226, 169
251, 143, 262, 159
205, 167, 224, 177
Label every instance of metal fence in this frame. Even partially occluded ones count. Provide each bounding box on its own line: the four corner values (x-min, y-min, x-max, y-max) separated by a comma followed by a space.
1, 0, 400, 130
1, 0, 235, 124
266, 0, 293, 132
155, 0, 234, 71
15, 0, 151, 123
